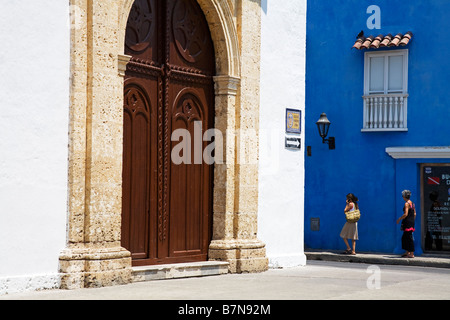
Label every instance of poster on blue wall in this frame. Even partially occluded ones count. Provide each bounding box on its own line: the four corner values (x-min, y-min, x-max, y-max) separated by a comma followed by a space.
421, 164, 450, 252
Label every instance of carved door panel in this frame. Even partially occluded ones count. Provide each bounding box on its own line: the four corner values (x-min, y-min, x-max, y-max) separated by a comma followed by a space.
122, 0, 215, 266
122, 78, 158, 261
168, 84, 214, 262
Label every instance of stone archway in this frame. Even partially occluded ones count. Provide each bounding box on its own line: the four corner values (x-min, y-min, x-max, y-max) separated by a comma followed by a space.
60, 0, 267, 289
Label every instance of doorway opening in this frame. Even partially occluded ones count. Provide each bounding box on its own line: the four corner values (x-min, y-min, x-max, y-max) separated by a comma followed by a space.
121, 0, 216, 266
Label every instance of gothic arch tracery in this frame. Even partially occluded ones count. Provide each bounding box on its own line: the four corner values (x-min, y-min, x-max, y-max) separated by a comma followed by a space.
119, 0, 240, 77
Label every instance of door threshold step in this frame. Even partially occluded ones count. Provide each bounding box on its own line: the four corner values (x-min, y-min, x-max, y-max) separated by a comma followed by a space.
132, 261, 229, 282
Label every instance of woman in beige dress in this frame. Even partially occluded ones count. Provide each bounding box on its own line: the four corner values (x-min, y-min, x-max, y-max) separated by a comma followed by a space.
340, 193, 359, 255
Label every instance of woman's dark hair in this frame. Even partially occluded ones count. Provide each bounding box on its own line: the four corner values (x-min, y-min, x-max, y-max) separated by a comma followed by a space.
402, 190, 411, 200
347, 193, 359, 209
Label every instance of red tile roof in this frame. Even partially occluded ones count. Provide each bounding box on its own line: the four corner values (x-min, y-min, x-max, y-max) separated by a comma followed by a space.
352, 32, 413, 50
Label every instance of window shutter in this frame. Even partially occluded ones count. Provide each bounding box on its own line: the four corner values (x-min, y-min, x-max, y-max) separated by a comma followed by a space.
369, 56, 385, 93
388, 55, 403, 92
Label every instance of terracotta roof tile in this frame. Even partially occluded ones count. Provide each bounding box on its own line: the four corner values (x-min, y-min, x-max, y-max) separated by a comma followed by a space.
361, 36, 374, 49
399, 32, 412, 46
380, 34, 393, 47
352, 31, 413, 50
370, 35, 383, 49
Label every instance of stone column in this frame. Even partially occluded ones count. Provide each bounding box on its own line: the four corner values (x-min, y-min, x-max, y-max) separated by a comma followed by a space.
59, 0, 132, 289
208, 0, 268, 273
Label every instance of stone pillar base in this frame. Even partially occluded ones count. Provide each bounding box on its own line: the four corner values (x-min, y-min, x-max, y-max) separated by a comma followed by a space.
59, 245, 132, 290
209, 240, 269, 273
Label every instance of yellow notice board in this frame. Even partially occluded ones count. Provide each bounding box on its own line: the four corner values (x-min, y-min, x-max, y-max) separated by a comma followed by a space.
286, 109, 301, 134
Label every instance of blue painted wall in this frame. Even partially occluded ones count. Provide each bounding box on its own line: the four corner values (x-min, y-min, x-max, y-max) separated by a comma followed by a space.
305, 0, 450, 254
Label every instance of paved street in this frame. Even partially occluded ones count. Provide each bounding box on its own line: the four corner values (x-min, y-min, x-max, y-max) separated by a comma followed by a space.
2, 261, 450, 300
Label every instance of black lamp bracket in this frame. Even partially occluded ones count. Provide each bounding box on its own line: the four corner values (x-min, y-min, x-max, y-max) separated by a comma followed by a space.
322, 137, 335, 150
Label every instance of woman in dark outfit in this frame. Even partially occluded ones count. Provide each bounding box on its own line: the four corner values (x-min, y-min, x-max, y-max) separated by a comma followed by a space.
397, 190, 416, 258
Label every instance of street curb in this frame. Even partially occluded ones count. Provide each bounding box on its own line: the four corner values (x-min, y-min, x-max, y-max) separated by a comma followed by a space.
305, 250, 450, 269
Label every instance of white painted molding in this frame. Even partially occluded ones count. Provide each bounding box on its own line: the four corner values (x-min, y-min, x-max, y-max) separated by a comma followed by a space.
386, 146, 450, 159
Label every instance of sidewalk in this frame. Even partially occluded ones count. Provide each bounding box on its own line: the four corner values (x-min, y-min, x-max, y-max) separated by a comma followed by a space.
2, 259, 450, 300
305, 249, 450, 269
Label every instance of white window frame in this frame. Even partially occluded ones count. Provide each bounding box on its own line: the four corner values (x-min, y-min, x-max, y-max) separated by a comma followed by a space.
362, 49, 409, 132
364, 49, 408, 95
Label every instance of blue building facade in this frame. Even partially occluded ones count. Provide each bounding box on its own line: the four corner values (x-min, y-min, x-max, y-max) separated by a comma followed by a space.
305, 0, 450, 254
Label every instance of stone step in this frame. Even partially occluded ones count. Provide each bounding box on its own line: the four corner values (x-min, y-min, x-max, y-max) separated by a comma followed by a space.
132, 261, 229, 282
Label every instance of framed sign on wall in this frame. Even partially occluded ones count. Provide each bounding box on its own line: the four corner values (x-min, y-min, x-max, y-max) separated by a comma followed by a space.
285, 108, 301, 134
421, 163, 450, 252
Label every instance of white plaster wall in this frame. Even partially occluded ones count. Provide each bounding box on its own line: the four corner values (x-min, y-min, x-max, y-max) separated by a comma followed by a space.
0, 1, 70, 293
259, 0, 307, 268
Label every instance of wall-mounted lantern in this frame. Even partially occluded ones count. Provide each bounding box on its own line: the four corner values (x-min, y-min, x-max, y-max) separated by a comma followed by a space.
316, 113, 335, 150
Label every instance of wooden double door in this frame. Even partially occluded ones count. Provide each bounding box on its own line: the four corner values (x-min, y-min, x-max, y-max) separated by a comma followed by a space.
121, 0, 215, 266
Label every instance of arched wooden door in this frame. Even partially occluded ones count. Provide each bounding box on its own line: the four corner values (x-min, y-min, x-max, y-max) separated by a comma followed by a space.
121, 0, 215, 266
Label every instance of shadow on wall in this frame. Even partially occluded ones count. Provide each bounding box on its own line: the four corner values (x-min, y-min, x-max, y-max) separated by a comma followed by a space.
261, 0, 267, 14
